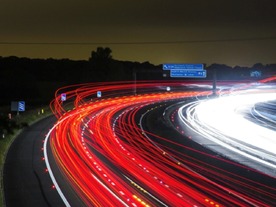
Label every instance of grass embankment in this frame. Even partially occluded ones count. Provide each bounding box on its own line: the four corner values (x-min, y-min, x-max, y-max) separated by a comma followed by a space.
0, 106, 52, 206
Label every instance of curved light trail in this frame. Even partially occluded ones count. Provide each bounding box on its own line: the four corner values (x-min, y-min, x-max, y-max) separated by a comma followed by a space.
178, 80, 276, 173
44, 80, 275, 206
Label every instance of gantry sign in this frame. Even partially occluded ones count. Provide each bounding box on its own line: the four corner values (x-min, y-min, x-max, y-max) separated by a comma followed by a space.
163, 63, 206, 78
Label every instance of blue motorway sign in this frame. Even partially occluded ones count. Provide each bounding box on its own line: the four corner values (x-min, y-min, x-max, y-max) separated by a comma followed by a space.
97, 91, 102, 98
170, 69, 207, 78
163, 63, 203, 70
18, 101, 25, 111
61, 93, 66, 101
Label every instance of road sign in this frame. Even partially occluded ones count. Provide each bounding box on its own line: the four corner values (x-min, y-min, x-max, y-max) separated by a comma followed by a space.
97, 91, 102, 98
11, 102, 18, 111
163, 63, 204, 70
170, 69, 207, 78
61, 93, 66, 101
18, 101, 25, 111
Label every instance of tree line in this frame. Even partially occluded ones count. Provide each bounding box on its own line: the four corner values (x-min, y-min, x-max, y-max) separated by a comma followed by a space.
0, 47, 275, 106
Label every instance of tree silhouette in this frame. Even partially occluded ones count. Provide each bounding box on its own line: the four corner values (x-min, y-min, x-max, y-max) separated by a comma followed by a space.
87, 47, 114, 81
89, 47, 112, 62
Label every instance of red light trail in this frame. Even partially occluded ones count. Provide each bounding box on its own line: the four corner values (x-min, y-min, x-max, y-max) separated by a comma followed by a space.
44, 80, 275, 206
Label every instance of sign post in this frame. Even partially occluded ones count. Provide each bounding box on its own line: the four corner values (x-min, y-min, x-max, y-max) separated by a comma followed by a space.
11, 101, 25, 115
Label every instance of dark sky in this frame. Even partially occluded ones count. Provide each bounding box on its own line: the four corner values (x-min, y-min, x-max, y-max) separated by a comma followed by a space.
1, 0, 276, 66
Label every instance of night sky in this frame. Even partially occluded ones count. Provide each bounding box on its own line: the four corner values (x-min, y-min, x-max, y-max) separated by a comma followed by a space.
1, 0, 276, 66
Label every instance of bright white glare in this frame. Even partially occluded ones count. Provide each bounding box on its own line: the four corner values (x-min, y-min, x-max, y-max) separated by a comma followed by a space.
179, 91, 276, 170
196, 93, 276, 154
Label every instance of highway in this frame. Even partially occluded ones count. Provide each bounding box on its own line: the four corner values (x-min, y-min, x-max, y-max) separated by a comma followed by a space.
4, 79, 276, 206
3, 116, 65, 206
177, 88, 276, 176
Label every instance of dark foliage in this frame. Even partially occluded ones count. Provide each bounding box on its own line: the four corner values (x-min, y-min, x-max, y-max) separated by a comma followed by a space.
0, 115, 18, 135
0, 48, 275, 106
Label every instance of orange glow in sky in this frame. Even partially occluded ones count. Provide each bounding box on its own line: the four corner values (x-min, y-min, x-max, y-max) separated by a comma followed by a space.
0, 0, 275, 66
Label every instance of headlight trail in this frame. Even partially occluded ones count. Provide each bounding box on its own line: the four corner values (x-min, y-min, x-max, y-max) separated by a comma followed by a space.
178, 78, 276, 173
179, 91, 276, 171
44, 80, 275, 206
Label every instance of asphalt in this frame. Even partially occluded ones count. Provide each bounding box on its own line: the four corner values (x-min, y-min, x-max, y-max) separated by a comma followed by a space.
3, 115, 65, 207
3, 99, 275, 206
142, 101, 276, 206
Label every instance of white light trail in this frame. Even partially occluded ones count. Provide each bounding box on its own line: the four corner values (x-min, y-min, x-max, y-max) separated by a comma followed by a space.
178, 90, 276, 171
44, 118, 71, 207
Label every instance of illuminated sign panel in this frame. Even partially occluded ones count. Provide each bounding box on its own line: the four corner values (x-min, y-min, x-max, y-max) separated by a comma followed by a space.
163, 63, 204, 70
170, 69, 207, 78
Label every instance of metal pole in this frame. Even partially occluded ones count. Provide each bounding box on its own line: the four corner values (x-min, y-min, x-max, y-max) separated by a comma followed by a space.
133, 67, 137, 95
212, 68, 217, 96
